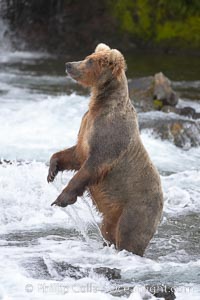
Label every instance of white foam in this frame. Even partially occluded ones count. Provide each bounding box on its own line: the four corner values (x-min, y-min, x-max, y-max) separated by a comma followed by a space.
0, 161, 101, 233
0, 93, 88, 161
141, 130, 200, 173
173, 80, 200, 89
0, 162, 199, 299
0, 160, 199, 236
0, 86, 199, 173
177, 98, 200, 112
0, 50, 52, 63
162, 170, 200, 215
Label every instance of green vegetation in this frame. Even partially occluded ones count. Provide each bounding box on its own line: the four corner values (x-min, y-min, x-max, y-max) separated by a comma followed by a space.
108, 0, 200, 49
153, 99, 163, 110
3, 0, 200, 52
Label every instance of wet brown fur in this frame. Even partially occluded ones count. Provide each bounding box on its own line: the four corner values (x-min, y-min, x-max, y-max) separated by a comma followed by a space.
48, 44, 163, 256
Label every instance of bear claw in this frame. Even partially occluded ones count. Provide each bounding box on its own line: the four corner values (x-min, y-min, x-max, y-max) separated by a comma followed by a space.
47, 171, 57, 183
47, 159, 58, 183
51, 191, 77, 207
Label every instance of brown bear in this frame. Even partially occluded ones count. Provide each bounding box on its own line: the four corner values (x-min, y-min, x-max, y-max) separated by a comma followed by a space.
47, 43, 163, 256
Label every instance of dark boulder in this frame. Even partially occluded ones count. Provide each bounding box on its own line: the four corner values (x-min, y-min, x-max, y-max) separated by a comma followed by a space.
22, 257, 121, 281
110, 284, 176, 300
128, 72, 178, 112
154, 73, 178, 107
162, 106, 200, 119
128, 72, 200, 125
93, 267, 121, 280
178, 106, 200, 119
146, 285, 176, 300
128, 73, 200, 149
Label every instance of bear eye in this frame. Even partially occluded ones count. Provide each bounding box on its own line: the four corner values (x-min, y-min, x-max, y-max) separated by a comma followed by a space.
87, 58, 93, 66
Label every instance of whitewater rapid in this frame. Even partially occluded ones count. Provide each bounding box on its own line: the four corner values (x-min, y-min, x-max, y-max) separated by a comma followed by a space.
0, 47, 200, 300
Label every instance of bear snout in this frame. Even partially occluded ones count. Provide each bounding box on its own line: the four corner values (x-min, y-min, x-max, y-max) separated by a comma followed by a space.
65, 62, 73, 73
65, 62, 82, 80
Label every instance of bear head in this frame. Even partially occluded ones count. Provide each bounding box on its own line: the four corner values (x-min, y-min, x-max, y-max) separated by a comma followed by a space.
65, 43, 126, 87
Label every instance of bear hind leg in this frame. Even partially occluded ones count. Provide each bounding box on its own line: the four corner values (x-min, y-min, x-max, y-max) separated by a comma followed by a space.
115, 206, 152, 257
101, 218, 117, 247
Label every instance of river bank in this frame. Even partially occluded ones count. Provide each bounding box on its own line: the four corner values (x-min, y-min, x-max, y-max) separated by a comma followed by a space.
1, 0, 200, 55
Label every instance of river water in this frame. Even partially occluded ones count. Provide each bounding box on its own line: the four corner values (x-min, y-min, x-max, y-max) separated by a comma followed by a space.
0, 22, 200, 300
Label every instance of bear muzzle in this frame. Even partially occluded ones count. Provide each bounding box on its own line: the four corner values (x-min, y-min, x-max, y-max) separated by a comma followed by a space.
65, 62, 81, 80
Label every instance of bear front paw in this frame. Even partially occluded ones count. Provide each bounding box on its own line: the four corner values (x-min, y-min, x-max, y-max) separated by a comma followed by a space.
51, 190, 77, 207
47, 158, 59, 183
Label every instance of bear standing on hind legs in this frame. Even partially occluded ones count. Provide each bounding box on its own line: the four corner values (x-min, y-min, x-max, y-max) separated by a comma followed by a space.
47, 43, 163, 257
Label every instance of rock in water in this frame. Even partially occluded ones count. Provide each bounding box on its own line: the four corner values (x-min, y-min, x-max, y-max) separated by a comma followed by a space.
43, 260, 121, 281
93, 267, 121, 280
154, 72, 178, 107
146, 285, 176, 300
139, 112, 200, 149
110, 284, 176, 299
128, 72, 178, 112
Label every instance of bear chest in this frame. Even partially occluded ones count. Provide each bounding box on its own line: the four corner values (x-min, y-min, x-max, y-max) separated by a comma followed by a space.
77, 114, 94, 162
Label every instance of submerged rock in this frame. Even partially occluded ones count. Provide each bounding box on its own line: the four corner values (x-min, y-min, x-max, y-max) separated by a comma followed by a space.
93, 267, 121, 280
52, 261, 85, 280
146, 285, 176, 300
21, 257, 52, 280
22, 257, 121, 281
110, 284, 176, 300
128, 72, 178, 112
162, 106, 200, 119
0, 159, 28, 165
139, 112, 200, 149
52, 262, 121, 280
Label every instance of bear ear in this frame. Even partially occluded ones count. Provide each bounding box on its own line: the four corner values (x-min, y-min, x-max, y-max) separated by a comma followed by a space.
109, 49, 126, 78
95, 43, 110, 53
